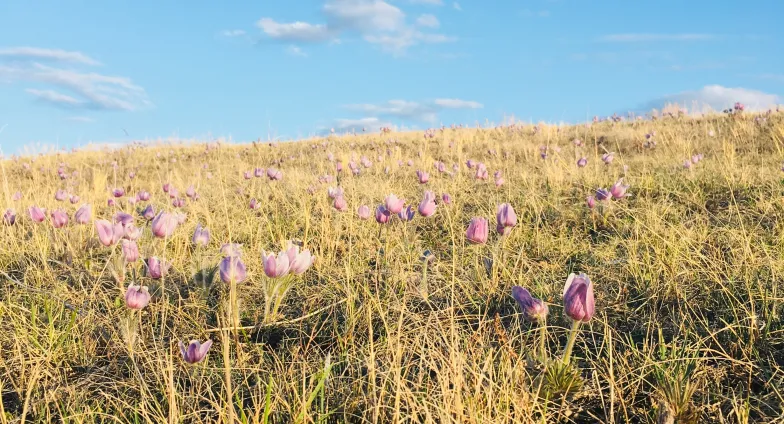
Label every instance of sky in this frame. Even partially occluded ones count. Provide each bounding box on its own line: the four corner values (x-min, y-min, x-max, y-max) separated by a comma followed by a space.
0, 0, 782, 153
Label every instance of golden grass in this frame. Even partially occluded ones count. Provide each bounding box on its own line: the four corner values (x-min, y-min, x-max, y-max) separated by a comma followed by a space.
1, 112, 783, 423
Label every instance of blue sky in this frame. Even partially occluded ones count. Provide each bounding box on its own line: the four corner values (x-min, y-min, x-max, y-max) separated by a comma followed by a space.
0, 0, 782, 153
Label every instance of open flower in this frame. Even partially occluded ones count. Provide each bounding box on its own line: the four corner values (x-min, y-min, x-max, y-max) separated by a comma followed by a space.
511, 286, 548, 322
220, 255, 247, 283
418, 191, 437, 217
286, 242, 315, 275
179, 339, 212, 364
384, 194, 405, 214
261, 249, 291, 278
145, 257, 171, 279
124, 284, 150, 309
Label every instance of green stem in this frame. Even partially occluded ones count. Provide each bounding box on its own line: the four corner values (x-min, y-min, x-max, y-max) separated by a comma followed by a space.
562, 319, 582, 364
538, 322, 548, 362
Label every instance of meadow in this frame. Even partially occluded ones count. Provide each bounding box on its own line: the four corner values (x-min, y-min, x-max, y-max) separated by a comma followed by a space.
1, 109, 783, 423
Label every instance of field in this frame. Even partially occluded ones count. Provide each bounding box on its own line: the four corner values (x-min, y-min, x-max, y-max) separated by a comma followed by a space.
1, 111, 783, 423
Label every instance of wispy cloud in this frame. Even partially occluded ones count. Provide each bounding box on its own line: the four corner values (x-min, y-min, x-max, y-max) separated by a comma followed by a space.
221, 29, 246, 37
639, 85, 780, 113
65, 116, 95, 123
409, 0, 443, 5
256, 0, 455, 55
416, 14, 440, 28
344, 97, 482, 122
597, 33, 717, 42
26, 88, 84, 107
0, 47, 102, 66
286, 46, 308, 57
0, 47, 151, 112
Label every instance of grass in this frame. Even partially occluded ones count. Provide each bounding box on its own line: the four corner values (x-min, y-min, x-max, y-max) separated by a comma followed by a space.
1, 111, 783, 423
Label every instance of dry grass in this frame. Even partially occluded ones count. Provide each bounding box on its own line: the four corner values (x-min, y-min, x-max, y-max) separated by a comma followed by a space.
1, 112, 783, 423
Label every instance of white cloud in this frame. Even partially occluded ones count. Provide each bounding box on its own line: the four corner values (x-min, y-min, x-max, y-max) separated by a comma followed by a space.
641, 85, 780, 113
344, 97, 482, 122
257, 0, 455, 55
416, 14, 440, 28
453, 2, 461, 11
597, 33, 717, 42
66, 116, 94, 123
0, 49, 150, 112
221, 29, 246, 37
256, 18, 333, 42
0, 47, 101, 66
434, 98, 483, 109
323, 0, 406, 33
26, 88, 84, 107
410, 0, 443, 5
287, 46, 308, 57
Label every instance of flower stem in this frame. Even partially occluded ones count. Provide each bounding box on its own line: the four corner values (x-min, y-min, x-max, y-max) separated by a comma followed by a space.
562, 319, 582, 364
538, 322, 548, 362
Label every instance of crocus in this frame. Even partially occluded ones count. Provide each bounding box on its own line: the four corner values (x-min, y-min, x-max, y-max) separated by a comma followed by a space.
286, 243, 315, 275
327, 187, 343, 199
511, 286, 548, 322
74, 204, 91, 224
333, 195, 348, 212
192, 224, 210, 247
151, 211, 178, 238
475, 164, 488, 180
398, 205, 415, 222
179, 339, 212, 364
609, 178, 630, 199
416, 170, 429, 184
219, 255, 247, 283
562, 273, 595, 322
124, 284, 151, 310
163, 183, 171, 193
244, 171, 252, 180
172, 198, 186, 208
50, 210, 68, 228
384, 194, 405, 214
122, 240, 140, 263
140, 204, 155, 220
418, 191, 437, 217
145, 257, 170, 279
577, 157, 588, 167
375, 205, 391, 224
496, 203, 517, 235
466, 217, 489, 244
261, 249, 291, 278
466, 159, 476, 169
3, 209, 17, 225
357, 205, 371, 220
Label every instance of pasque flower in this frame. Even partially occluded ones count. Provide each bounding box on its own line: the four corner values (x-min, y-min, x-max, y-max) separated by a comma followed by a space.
286, 242, 315, 275
121, 240, 140, 263
50, 210, 69, 228
192, 224, 210, 247
261, 249, 291, 278
384, 194, 405, 214
124, 284, 151, 310
357, 205, 371, 220
220, 255, 247, 283
511, 286, 548, 322
562, 273, 595, 322
29, 206, 46, 223
151, 211, 178, 238
145, 257, 171, 279
496, 203, 517, 235
398, 205, 415, 222
375, 205, 391, 224
466, 217, 489, 244
179, 339, 212, 364
609, 178, 630, 199
3, 209, 17, 225
418, 191, 437, 217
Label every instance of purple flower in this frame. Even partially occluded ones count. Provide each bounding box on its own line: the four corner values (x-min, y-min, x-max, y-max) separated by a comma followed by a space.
496, 203, 517, 235
113, 188, 125, 198
254, 167, 264, 178
601, 153, 614, 165
333, 195, 348, 212
138, 191, 151, 201
69, 194, 80, 204
74, 204, 92, 225
140, 204, 155, 221
249, 198, 260, 210
3, 209, 17, 225
398, 205, 415, 222
145, 257, 171, 279
12, 191, 22, 201
151, 211, 178, 238
267, 168, 282, 180
220, 243, 243, 258
595, 188, 611, 201
577, 157, 588, 168
418, 191, 437, 217
609, 178, 630, 199
327, 187, 344, 199
172, 198, 186, 208
50, 210, 68, 228
192, 223, 210, 247
357, 205, 371, 220
586, 195, 596, 209
122, 240, 140, 263
511, 286, 548, 322
416, 170, 429, 184
95, 220, 124, 246
384, 194, 405, 214
219, 255, 247, 283
261, 249, 291, 278
186, 186, 197, 199
114, 212, 134, 227
563, 273, 595, 322
441, 193, 452, 205
54, 190, 67, 201
466, 217, 489, 244
124, 284, 151, 310
179, 339, 212, 364
286, 243, 315, 275
375, 205, 391, 224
